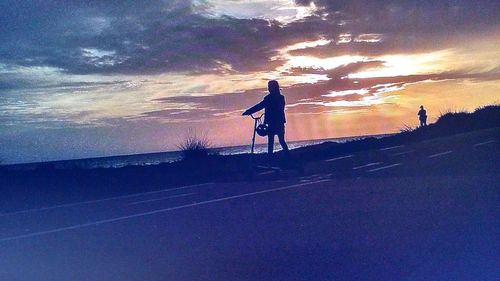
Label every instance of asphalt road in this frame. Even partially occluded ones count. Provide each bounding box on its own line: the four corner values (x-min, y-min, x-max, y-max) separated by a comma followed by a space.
0, 130, 498, 281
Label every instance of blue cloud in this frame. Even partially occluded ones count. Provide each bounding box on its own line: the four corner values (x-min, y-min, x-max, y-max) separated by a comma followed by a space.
1, 0, 498, 76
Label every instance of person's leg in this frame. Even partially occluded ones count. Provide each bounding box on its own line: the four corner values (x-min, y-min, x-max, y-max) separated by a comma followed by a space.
277, 130, 294, 169
278, 132, 288, 152
267, 133, 275, 155
266, 133, 275, 165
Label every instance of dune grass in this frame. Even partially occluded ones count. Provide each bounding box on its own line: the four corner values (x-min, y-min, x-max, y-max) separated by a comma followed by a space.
398, 104, 499, 134
396, 104, 499, 142
418, 104, 498, 134
177, 131, 213, 162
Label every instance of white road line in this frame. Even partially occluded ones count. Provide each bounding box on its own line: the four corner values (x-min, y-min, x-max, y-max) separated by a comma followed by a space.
427, 150, 454, 158
391, 150, 414, 156
0, 179, 330, 242
473, 140, 495, 147
352, 162, 382, 170
0, 183, 215, 217
325, 155, 353, 162
299, 174, 324, 180
166, 182, 215, 192
256, 165, 281, 170
379, 145, 404, 151
368, 163, 402, 172
129, 193, 196, 205
257, 171, 275, 176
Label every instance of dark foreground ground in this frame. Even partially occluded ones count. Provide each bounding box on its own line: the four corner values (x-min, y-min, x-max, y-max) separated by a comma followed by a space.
0, 127, 498, 281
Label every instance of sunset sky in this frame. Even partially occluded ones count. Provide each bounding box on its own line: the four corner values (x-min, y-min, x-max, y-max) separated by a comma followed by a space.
1, 0, 499, 163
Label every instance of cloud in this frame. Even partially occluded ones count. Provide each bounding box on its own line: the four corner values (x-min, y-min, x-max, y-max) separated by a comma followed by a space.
203, 0, 319, 24
1, 0, 498, 77
0, 0, 325, 75
296, 0, 500, 32
151, 59, 500, 119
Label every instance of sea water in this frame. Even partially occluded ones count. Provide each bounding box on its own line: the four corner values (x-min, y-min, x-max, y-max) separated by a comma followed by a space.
8, 134, 391, 170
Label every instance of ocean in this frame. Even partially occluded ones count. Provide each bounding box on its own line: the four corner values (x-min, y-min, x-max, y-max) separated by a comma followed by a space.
8, 134, 392, 170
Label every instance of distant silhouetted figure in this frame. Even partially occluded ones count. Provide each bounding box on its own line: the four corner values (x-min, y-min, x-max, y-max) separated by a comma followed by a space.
418, 105, 427, 127
243, 80, 289, 156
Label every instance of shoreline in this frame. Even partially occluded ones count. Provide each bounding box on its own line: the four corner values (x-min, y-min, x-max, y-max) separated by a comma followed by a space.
3, 132, 394, 169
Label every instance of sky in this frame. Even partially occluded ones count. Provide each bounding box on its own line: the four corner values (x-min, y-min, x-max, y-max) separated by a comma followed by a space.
1, 0, 499, 164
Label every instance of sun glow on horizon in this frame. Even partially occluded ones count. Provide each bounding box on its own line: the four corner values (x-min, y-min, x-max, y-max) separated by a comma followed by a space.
323, 89, 370, 97
347, 50, 453, 78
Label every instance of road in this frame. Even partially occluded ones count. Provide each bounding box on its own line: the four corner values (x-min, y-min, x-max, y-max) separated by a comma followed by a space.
0, 129, 498, 281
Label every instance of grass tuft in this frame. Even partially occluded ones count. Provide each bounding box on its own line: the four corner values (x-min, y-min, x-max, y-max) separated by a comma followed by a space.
434, 104, 499, 132
177, 131, 213, 162
399, 123, 415, 133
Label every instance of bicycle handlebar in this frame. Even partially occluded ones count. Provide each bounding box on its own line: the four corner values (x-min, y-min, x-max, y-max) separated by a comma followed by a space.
250, 113, 264, 120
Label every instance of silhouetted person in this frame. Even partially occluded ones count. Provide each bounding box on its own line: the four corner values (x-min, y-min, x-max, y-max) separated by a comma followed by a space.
243, 80, 289, 156
418, 105, 427, 127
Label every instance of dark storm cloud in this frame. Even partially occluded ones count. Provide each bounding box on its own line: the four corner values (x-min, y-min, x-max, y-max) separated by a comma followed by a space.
297, 0, 500, 31
0, 0, 326, 75
0, 78, 130, 90
290, 0, 500, 57
1, 0, 499, 75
